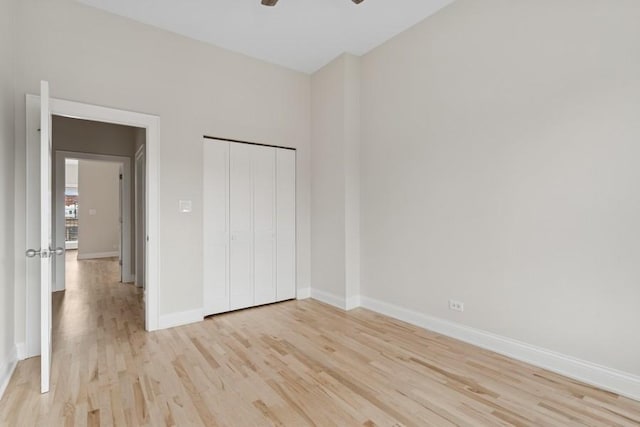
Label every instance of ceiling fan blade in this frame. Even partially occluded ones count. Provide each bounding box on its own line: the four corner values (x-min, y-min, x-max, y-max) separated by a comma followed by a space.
262, 0, 361, 6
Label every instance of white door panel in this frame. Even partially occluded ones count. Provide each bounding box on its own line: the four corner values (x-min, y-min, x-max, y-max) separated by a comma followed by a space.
229, 144, 253, 310
253, 146, 276, 306
25, 96, 42, 360
276, 149, 296, 301
203, 140, 230, 315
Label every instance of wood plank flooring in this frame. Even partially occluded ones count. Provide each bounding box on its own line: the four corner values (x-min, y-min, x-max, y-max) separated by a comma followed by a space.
1, 252, 639, 426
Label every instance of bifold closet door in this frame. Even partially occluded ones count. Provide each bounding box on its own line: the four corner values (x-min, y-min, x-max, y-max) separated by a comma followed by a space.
203, 140, 230, 316
229, 143, 254, 311
276, 149, 296, 301
253, 146, 277, 306
204, 139, 296, 316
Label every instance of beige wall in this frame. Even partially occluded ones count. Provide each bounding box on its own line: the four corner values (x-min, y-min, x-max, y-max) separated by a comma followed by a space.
0, 0, 16, 383
311, 57, 347, 300
77, 160, 121, 258
310, 54, 361, 305
360, 0, 640, 375
12, 0, 311, 343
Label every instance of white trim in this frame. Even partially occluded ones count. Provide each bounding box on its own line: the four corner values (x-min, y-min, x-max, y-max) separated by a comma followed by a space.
0, 346, 18, 400
296, 287, 311, 299
310, 289, 347, 310
309, 288, 360, 311
77, 251, 120, 260
55, 151, 134, 289
134, 145, 145, 289
158, 309, 204, 330
345, 294, 361, 311
360, 296, 640, 402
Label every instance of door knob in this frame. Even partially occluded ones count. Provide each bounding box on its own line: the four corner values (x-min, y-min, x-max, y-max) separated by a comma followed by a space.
51, 247, 65, 256
26, 248, 41, 258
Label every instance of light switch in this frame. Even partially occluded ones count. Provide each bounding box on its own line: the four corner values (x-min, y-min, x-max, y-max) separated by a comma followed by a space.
179, 200, 192, 213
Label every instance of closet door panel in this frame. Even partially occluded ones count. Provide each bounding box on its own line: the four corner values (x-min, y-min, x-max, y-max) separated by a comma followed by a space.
253, 146, 277, 306
203, 140, 229, 316
276, 149, 296, 301
229, 143, 254, 311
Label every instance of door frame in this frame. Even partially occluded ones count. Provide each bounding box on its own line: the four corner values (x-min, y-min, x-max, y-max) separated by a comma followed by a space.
24, 95, 161, 345
54, 151, 133, 291
134, 145, 146, 289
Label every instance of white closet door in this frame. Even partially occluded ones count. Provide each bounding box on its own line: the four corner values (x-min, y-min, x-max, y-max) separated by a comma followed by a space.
203, 140, 230, 316
229, 143, 254, 311
276, 149, 296, 301
253, 146, 277, 306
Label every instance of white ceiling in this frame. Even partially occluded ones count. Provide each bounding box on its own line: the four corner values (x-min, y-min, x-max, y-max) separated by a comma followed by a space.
76, 0, 454, 73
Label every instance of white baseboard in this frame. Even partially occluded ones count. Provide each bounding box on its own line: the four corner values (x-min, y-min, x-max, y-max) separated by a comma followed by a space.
360, 296, 640, 402
310, 289, 347, 310
0, 346, 18, 401
296, 287, 311, 299
158, 308, 204, 330
77, 251, 119, 260
345, 295, 361, 311
15, 343, 26, 361
310, 289, 360, 311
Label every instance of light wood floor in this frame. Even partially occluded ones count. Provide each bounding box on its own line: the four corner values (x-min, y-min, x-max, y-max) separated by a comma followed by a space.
1, 253, 639, 426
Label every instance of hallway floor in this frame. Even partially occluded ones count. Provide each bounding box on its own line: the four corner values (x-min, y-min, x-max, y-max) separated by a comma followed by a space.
1, 252, 639, 426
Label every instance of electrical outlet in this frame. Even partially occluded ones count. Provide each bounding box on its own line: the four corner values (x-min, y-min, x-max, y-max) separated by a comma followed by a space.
449, 299, 464, 312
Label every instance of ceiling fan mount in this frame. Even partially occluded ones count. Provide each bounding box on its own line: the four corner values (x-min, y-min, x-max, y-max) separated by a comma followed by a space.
262, 0, 364, 6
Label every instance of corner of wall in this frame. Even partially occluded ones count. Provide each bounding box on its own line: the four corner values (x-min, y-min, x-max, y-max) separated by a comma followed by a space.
309, 52, 363, 306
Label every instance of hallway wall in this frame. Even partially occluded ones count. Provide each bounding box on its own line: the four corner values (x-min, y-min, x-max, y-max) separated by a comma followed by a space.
77, 160, 121, 259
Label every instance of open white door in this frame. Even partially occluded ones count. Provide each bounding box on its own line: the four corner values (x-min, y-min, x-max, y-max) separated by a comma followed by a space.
39, 81, 53, 393
25, 81, 62, 394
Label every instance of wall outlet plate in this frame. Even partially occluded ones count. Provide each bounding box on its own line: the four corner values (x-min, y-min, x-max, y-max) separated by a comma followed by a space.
449, 299, 464, 312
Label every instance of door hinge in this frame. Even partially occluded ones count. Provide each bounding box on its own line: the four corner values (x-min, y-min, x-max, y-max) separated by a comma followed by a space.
119, 174, 123, 180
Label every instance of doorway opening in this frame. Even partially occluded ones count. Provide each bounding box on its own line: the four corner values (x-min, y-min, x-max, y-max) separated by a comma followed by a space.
56, 153, 131, 291
51, 115, 144, 296
60, 156, 126, 303
23, 92, 160, 394
21, 95, 160, 368
55, 156, 133, 292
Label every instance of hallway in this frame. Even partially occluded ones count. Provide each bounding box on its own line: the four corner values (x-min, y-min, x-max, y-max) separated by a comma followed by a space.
1, 251, 143, 425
